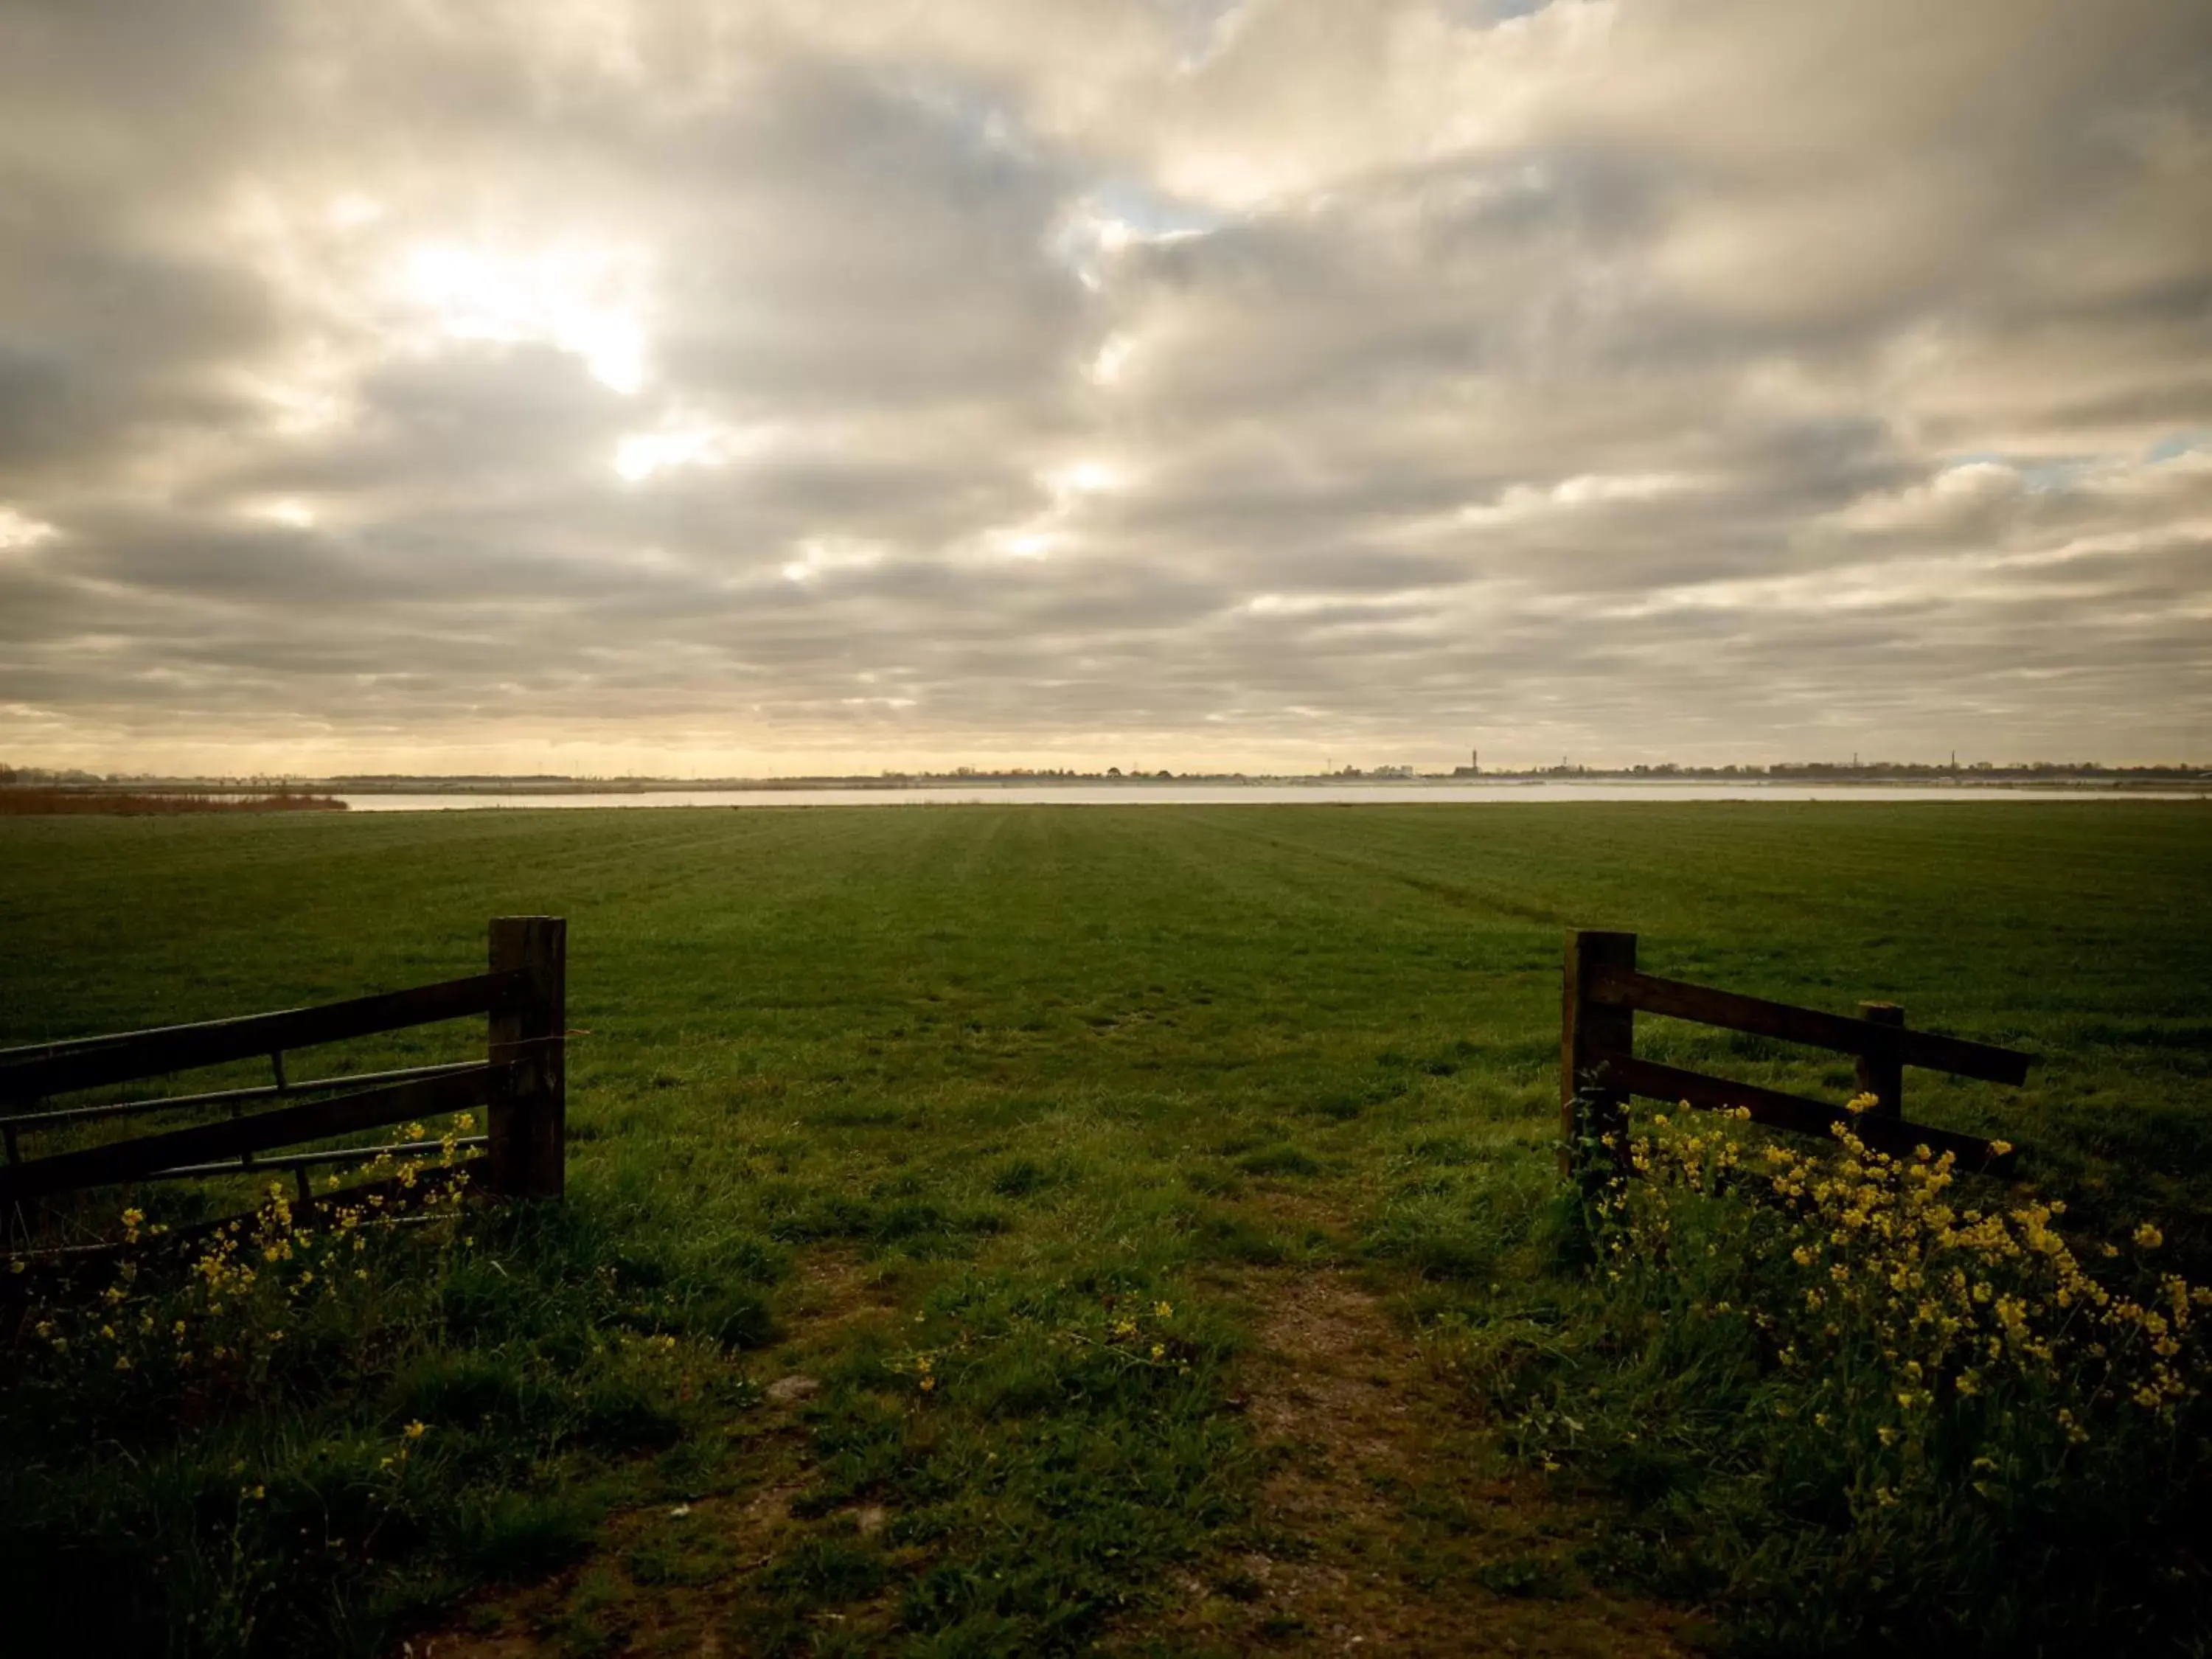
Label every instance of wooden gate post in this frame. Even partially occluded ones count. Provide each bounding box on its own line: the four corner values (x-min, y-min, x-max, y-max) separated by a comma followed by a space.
1562, 930, 1636, 1179
1856, 1001, 1905, 1120
487, 917, 566, 1198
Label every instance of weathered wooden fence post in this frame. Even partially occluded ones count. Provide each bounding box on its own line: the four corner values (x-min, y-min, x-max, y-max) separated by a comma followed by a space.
1545, 935, 2026, 1175
1561, 929, 1636, 1179
1856, 1001, 1905, 1119
487, 916, 566, 1198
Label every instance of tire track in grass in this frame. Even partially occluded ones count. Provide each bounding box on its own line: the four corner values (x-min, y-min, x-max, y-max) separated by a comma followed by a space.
1172, 810, 1576, 933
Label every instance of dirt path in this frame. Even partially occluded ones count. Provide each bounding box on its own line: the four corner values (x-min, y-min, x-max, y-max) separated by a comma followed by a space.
1114, 1266, 1697, 1658
411, 1253, 1694, 1658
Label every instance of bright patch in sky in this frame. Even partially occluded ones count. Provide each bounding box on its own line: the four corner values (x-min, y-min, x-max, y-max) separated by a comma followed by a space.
989, 527, 1061, 560
406, 241, 649, 394
782, 538, 885, 584
1089, 333, 1135, 385
1047, 459, 1124, 497
1451, 473, 1703, 528
325, 193, 385, 230
613, 427, 721, 483
1052, 186, 1220, 287
248, 499, 318, 529
0, 507, 58, 554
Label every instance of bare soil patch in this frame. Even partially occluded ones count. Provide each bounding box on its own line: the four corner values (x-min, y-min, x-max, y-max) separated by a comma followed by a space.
1119, 1265, 1699, 1658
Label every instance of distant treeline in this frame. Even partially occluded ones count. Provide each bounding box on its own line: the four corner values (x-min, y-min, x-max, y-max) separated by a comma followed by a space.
0, 787, 347, 815
4, 759, 2208, 794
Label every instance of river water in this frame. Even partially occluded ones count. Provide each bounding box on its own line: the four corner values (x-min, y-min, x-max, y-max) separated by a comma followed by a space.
335, 782, 2207, 810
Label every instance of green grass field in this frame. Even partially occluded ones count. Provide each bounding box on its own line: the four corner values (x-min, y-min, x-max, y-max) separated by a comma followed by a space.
3, 804, 2208, 1657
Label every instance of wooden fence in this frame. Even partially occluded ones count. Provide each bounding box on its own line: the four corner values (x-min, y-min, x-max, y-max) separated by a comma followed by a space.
1561, 929, 2031, 1180
0, 917, 566, 1228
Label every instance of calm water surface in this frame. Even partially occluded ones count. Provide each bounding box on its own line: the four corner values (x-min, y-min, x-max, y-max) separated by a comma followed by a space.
337, 783, 2207, 810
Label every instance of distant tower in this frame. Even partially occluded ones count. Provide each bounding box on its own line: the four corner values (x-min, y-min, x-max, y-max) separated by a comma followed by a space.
1471, 748, 1478, 772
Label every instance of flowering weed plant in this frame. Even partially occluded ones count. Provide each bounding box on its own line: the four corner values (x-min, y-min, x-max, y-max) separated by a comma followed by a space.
0, 1121, 759, 1658
1497, 1096, 2212, 1653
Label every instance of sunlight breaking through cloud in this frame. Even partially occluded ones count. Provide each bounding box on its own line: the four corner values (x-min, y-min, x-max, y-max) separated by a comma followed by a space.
0, 0, 2207, 773
405, 242, 650, 394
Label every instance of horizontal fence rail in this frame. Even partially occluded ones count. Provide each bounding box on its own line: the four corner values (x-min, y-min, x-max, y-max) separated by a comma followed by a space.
0, 1065, 505, 1206
1600, 1054, 2011, 1166
0, 917, 566, 1228
147, 1135, 490, 1184
1, 1060, 487, 1133
1582, 965, 2032, 1087
0, 970, 524, 1107
1562, 929, 2031, 1182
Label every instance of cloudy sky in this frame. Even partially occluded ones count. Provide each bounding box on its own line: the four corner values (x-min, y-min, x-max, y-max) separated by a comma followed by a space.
2, 0, 2209, 774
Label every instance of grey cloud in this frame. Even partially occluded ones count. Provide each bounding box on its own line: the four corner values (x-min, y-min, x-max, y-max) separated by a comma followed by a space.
2, 0, 2210, 770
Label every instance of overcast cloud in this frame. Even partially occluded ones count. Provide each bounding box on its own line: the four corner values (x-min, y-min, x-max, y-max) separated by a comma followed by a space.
2, 0, 2209, 773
